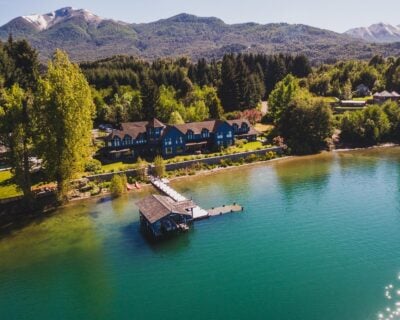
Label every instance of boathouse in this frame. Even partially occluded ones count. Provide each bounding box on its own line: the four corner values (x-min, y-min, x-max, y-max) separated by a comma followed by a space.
136, 194, 195, 238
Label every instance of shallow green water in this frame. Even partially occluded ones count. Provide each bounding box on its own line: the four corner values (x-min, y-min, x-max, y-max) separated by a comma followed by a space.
2, 149, 400, 320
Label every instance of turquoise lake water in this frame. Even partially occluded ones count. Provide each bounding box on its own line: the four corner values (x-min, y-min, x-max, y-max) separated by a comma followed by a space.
2, 148, 400, 319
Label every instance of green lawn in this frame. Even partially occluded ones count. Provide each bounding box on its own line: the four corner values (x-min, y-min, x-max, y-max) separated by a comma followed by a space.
100, 162, 136, 173
166, 141, 267, 163
0, 170, 21, 200
353, 96, 373, 101
99, 141, 270, 171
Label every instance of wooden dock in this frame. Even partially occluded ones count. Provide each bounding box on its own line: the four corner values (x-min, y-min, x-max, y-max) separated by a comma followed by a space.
150, 176, 243, 221
208, 204, 243, 217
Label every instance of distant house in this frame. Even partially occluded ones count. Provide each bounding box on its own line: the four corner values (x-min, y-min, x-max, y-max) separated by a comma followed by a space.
373, 91, 400, 103
354, 84, 371, 97
104, 118, 259, 159
137, 194, 195, 239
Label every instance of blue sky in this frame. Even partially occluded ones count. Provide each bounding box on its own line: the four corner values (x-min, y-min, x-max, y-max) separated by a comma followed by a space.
0, 0, 399, 32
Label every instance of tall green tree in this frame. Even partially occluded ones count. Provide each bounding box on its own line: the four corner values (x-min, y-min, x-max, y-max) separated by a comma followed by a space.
36, 50, 95, 202
141, 75, 159, 120
268, 74, 300, 122
0, 85, 34, 202
0, 39, 39, 205
278, 96, 333, 154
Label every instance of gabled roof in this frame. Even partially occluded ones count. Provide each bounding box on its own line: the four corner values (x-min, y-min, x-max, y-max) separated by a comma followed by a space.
174, 120, 220, 135
373, 90, 400, 98
108, 122, 148, 140
227, 119, 252, 127
136, 195, 193, 224
147, 118, 165, 128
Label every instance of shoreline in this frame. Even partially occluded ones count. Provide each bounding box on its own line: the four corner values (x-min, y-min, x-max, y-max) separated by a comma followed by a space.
1, 143, 399, 236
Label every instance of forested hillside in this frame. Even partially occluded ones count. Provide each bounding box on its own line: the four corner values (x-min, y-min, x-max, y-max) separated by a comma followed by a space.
2, 8, 400, 63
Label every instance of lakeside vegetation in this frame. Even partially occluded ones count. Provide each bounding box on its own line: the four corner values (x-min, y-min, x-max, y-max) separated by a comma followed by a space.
1, 35, 400, 207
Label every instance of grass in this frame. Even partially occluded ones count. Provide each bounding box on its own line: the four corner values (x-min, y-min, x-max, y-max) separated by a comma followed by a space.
100, 162, 136, 173
353, 96, 373, 101
0, 170, 22, 200
166, 141, 266, 163
254, 123, 274, 133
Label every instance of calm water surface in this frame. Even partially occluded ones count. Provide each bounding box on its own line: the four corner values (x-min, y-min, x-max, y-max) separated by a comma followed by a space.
2, 148, 400, 320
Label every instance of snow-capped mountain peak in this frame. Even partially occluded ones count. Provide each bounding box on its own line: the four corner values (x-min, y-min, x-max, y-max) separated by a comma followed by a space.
344, 23, 400, 43
22, 7, 103, 31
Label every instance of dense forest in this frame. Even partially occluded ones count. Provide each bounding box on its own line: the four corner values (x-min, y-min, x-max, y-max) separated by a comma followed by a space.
2, 36, 400, 203
80, 53, 311, 125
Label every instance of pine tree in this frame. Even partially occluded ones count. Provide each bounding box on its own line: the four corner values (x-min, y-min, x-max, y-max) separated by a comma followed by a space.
141, 76, 159, 120
219, 55, 238, 111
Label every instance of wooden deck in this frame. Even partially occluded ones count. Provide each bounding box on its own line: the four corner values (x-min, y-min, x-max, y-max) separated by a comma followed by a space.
208, 204, 243, 217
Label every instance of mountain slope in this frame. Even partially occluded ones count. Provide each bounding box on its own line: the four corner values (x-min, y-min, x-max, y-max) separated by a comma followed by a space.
1, 8, 400, 62
345, 23, 400, 43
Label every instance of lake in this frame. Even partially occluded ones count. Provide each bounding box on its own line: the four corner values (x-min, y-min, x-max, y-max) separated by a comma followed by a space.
1, 148, 400, 320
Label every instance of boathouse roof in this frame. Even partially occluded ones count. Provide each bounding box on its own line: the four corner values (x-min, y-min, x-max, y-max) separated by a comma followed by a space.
136, 195, 194, 224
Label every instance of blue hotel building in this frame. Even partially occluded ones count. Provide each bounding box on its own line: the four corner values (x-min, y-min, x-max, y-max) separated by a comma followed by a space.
104, 118, 258, 159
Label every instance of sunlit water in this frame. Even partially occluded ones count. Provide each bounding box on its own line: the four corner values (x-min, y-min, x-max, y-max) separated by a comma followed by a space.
2, 148, 400, 319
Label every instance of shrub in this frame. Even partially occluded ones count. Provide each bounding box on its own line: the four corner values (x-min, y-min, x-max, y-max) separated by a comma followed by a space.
84, 159, 102, 173
235, 139, 245, 148
245, 154, 258, 163
136, 157, 148, 181
265, 151, 277, 160
110, 174, 127, 197
154, 155, 166, 177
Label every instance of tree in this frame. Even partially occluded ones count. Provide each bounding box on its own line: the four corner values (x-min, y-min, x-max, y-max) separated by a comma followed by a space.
110, 174, 127, 197
136, 157, 148, 181
219, 55, 238, 111
383, 101, 400, 140
169, 111, 185, 124
36, 50, 95, 202
268, 74, 300, 122
0, 85, 34, 203
186, 100, 209, 122
340, 105, 390, 145
277, 97, 333, 154
153, 155, 165, 177
156, 86, 186, 123
141, 76, 159, 120
0, 40, 39, 205
4, 39, 39, 90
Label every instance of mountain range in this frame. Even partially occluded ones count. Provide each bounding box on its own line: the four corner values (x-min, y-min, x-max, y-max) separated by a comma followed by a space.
1, 7, 400, 63
345, 23, 400, 43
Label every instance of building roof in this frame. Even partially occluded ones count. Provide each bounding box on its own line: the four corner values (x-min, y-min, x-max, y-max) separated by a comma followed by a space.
108, 122, 148, 140
174, 120, 221, 135
227, 119, 252, 127
106, 118, 258, 142
373, 90, 400, 98
136, 194, 193, 224
340, 100, 367, 106
147, 118, 165, 128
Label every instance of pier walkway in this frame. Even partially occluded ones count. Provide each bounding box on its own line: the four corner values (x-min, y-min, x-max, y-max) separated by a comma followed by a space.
150, 177, 209, 220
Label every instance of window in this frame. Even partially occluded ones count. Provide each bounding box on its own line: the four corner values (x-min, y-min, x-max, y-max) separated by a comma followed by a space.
241, 123, 248, 131
202, 129, 209, 138
165, 147, 173, 155
113, 137, 121, 147
233, 124, 239, 133
176, 137, 183, 144
187, 130, 194, 140
226, 131, 232, 138
164, 138, 172, 146
123, 136, 132, 146
217, 132, 223, 139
